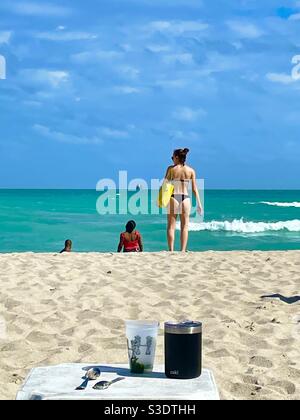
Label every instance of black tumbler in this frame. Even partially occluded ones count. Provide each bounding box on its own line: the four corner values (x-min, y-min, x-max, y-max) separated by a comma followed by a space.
165, 321, 202, 379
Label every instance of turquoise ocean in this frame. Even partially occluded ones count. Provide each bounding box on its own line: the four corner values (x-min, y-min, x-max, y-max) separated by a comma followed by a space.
0, 190, 299, 253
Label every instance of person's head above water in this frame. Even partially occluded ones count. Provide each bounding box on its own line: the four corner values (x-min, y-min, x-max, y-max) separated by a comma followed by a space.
125, 220, 136, 233
172, 148, 190, 165
65, 239, 72, 249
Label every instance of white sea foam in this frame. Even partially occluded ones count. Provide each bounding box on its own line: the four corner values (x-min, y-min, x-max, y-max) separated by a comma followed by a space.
260, 201, 300, 208
178, 219, 300, 233
246, 201, 300, 208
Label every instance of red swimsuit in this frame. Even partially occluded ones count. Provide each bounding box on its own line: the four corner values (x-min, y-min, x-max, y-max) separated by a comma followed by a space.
120, 231, 141, 252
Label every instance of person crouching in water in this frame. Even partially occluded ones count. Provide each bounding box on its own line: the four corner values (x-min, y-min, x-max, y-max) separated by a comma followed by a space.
60, 239, 72, 253
117, 221, 143, 252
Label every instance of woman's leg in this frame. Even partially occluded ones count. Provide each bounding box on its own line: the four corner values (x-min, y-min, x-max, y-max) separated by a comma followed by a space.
180, 198, 191, 252
167, 198, 178, 251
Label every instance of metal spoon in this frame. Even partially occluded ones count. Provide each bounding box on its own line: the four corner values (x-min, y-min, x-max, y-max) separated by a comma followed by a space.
76, 368, 101, 390
93, 377, 125, 390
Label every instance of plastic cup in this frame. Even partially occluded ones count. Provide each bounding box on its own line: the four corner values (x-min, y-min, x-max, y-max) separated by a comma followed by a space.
125, 320, 159, 374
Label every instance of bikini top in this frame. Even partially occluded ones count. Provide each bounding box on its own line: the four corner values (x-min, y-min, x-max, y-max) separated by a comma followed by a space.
120, 231, 141, 251
169, 166, 190, 184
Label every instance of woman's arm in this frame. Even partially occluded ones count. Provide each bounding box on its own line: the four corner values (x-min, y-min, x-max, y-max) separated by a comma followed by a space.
117, 234, 124, 253
191, 169, 203, 215
164, 166, 173, 182
138, 235, 144, 252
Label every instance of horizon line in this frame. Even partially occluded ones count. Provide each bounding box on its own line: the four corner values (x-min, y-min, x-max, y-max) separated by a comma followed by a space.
0, 188, 299, 191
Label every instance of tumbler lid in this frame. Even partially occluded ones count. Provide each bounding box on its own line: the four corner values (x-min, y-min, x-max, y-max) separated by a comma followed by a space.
164, 320, 202, 335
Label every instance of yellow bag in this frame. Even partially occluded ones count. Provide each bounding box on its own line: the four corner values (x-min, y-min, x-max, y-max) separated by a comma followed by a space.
157, 182, 174, 208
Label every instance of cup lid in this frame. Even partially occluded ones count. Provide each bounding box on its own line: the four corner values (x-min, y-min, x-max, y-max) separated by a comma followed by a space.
165, 320, 202, 334
125, 320, 159, 328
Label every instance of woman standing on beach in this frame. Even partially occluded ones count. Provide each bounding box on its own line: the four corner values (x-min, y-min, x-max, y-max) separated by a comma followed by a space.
164, 148, 203, 252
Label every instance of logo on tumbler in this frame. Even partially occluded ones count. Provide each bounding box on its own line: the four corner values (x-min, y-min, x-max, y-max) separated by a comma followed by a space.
129, 335, 154, 356
170, 370, 179, 376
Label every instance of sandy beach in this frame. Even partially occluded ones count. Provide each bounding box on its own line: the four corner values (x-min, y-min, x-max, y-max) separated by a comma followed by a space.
0, 251, 299, 400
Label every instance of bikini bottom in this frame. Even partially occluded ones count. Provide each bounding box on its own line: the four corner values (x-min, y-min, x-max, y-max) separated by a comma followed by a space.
171, 194, 190, 204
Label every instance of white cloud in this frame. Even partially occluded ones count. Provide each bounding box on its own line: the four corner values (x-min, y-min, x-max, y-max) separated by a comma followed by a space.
146, 44, 171, 53
71, 50, 122, 63
117, 66, 140, 80
35, 123, 130, 144
232, 41, 243, 51
21, 69, 69, 88
36, 32, 98, 41
155, 76, 216, 95
266, 73, 296, 84
34, 124, 103, 145
0, 31, 12, 44
163, 53, 194, 65
101, 127, 129, 138
23, 100, 42, 107
173, 107, 207, 122
5, 2, 71, 17
203, 51, 244, 74
113, 86, 141, 94
288, 13, 300, 21
227, 21, 264, 39
170, 130, 201, 142
156, 79, 188, 89
145, 20, 209, 35
131, 0, 203, 6
119, 43, 134, 52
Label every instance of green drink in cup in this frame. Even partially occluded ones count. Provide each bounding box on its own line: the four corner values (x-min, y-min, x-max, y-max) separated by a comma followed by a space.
125, 320, 160, 374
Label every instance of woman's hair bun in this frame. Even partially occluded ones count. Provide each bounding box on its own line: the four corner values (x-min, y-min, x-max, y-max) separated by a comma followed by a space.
174, 148, 190, 164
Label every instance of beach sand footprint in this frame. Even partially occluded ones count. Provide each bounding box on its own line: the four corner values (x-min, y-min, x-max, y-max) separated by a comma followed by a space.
249, 356, 273, 368
270, 380, 296, 396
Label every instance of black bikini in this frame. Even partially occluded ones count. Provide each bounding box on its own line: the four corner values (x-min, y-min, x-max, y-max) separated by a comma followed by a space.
171, 194, 189, 203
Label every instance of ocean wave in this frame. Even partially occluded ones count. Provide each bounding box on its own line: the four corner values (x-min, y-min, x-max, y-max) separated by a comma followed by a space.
246, 201, 300, 208
260, 201, 300, 208
180, 219, 300, 233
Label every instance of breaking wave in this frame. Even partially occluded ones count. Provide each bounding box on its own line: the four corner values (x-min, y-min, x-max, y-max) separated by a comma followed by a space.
246, 201, 300, 208
182, 219, 300, 233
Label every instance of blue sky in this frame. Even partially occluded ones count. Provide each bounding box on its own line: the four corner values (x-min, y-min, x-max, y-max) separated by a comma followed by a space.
0, 0, 300, 189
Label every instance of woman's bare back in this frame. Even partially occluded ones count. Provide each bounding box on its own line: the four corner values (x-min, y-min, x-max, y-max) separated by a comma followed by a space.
168, 165, 194, 194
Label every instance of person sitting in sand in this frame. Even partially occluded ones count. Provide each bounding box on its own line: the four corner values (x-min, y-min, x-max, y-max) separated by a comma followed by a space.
60, 239, 72, 253
117, 221, 143, 253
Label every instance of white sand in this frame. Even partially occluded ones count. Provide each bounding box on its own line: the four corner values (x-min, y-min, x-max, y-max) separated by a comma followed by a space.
0, 251, 299, 400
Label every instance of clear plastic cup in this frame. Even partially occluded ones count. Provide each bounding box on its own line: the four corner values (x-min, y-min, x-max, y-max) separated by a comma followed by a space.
125, 320, 159, 374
